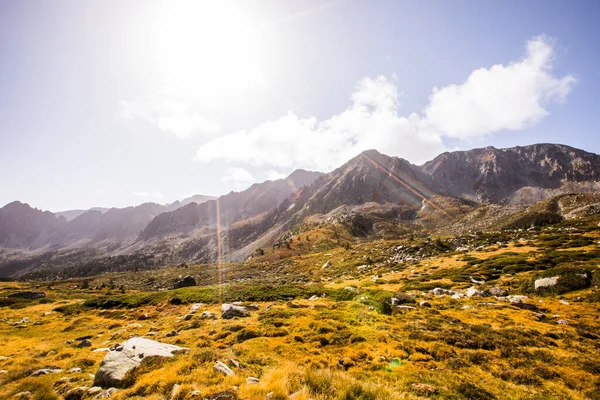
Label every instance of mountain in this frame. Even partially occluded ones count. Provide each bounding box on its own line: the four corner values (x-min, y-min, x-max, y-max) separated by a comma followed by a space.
55, 207, 110, 221
141, 169, 324, 239
422, 143, 600, 204
164, 194, 216, 212
0, 202, 66, 249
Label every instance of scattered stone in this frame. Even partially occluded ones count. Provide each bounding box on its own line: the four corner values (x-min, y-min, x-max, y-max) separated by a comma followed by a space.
343, 286, 359, 294
557, 320, 569, 325
199, 311, 217, 320
511, 302, 539, 311
189, 303, 203, 314
534, 276, 559, 290
93, 348, 111, 353
91, 387, 117, 399
213, 360, 234, 376
466, 287, 485, 298
0, 356, 10, 361
507, 295, 528, 303
30, 367, 62, 376
227, 358, 240, 368
221, 304, 249, 319
488, 287, 508, 297
7, 291, 46, 300
64, 386, 88, 400
173, 275, 196, 289
70, 367, 82, 373
247, 304, 260, 311
322, 261, 331, 269
12, 391, 32, 399
418, 301, 431, 308
165, 330, 178, 337
138, 313, 150, 321
246, 377, 260, 384
461, 305, 475, 310
266, 392, 274, 400
183, 314, 194, 321
309, 295, 320, 301
14, 317, 30, 325
78, 339, 92, 348
170, 383, 181, 400
396, 305, 417, 311
87, 387, 103, 395
0, 369, 7, 374
93, 337, 188, 388
559, 300, 570, 305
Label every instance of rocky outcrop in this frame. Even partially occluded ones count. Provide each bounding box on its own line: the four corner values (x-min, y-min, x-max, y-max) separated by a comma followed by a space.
93, 337, 188, 388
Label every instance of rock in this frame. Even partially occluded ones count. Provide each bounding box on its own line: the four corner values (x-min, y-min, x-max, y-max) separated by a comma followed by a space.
227, 358, 240, 368
322, 261, 331, 269
343, 286, 359, 294
173, 275, 196, 289
466, 287, 485, 298
170, 383, 181, 400
78, 339, 92, 348
93, 348, 111, 353
557, 319, 569, 325
92, 387, 117, 399
12, 392, 32, 399
70, 367, 82, 373
93, 337, 188, 388
0, 370, 7, 374
213, 360, 234, 376
14, 317, 30, 325
419, 301, 431, 308
138, 313, 150, 320
0, 356, 11, 361
7, 291, 46, 300
534, 276, 559, 290
199, 311, 216, 320
88, 387, 103, 395
183, 314, 194, 321
461, 305, 475, 310
507, 295, 528, 303
451, 293, 464, 299
189, 391, 201, 397
309, 295, 320, 301
189, 303, 203, 314
559, 300, 569, 305
64, 387, 88, 400
430, 288, 448, 296
532, 313, 548, 322
266, 392, 274, 400
396, 305, 416, 311
247, 304, 260, 311
221, 304, 249, 319
488, 287, 508, 297
246, 377, 260, 384
30, 367, 62, 376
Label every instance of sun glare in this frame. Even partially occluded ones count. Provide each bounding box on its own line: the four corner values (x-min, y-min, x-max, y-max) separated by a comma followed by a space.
155, 0, 264, 105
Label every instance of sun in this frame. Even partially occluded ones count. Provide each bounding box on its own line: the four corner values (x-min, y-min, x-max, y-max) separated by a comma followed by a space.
154, 0, 264, 106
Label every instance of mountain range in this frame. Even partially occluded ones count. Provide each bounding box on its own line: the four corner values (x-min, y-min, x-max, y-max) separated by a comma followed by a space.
1, 143, 599, 278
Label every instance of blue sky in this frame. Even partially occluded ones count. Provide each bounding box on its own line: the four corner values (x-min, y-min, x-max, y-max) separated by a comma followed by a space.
1, 0, 599, 211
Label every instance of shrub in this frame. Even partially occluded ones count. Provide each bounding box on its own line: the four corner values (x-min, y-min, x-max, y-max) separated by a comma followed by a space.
456, 383, 496, 400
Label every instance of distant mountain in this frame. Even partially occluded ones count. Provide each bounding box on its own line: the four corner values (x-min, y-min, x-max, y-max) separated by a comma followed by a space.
421, 143, 600, 204
0, 202, 66, 249
141, 169, 324, 239
55, 207, 109, 221
165, 194, 216, 212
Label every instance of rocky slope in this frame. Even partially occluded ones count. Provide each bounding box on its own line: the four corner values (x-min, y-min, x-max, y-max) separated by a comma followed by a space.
422, 143, 600, 204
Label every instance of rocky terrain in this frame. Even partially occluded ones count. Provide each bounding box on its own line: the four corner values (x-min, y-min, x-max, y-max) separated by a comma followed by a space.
1, 143, 600, 281
0, 207, 599, 399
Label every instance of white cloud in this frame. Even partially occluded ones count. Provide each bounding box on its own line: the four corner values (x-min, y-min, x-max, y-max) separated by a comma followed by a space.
265, 170, 287, 181
425, 36, 576, 138
195, 36, 575, 171
95, 189, 105, 195
120, 94, 220, 138
220, 167, 255, 189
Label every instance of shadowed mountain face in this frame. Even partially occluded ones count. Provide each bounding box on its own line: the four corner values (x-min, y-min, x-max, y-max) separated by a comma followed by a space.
140, 169, 324, 239
421, 143, 600, 203
0, 201, 66, 249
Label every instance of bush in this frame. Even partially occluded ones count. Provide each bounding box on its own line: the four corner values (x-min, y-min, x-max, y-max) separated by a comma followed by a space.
456, 383, 496, 400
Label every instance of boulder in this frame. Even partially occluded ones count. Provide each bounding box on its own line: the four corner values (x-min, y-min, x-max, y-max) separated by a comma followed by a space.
189, 303, 203, 314
488, 287, 508, 297
246, 377, 260, 384
173, 275, 196, 289
93, 337, 188, 388
213, 360, 234, 376
466, 287, 486, 298
199, 311, 216, 320
78, 339, 92, 348
183, 314, 194, 321
534, 276, 559, 290
419, 301, 432, 308
7, 291, 46, 300
534, 269, 592, 294
221, 304, 249, 319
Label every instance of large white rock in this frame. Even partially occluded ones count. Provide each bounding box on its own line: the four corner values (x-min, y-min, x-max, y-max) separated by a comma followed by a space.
93, 337, 188, 388
221, 304, 249, 319
534, 276, 559, 290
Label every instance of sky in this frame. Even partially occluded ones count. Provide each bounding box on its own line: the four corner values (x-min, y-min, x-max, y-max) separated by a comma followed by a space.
1, 0, 599, 212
